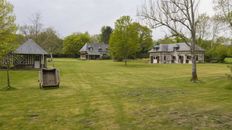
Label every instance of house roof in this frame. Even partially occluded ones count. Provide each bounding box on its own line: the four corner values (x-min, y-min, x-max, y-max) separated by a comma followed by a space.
149, 43, 205, 53
14, 39, 48, 55
80, 43, 108, 55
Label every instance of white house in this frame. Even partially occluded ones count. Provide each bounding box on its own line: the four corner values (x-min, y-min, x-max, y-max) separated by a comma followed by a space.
149, 43, 205, 64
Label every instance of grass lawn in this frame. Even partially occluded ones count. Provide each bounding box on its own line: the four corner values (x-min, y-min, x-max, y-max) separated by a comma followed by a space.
0, 58, 232, 130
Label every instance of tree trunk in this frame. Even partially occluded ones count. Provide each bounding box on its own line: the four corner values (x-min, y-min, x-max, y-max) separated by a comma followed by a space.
124, 59, 127, 66
191, 55, 198, 82
190, 0, 198, 82
6, 63, 11, 88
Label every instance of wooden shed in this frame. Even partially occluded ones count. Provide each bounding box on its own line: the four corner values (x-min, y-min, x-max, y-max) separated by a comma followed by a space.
12, 39, 48, 69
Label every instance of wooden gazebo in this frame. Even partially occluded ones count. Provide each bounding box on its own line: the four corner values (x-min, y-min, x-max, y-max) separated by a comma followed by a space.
12, 39, 48, 69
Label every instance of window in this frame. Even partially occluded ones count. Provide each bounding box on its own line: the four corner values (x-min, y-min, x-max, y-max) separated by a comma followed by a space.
187, 56, 191, 60
172, 56, 176, 60
88, 47, 93, 51
98, 48, 102, 52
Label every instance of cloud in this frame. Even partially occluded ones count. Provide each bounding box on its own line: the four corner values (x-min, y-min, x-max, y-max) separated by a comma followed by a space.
9, 0, 214, 39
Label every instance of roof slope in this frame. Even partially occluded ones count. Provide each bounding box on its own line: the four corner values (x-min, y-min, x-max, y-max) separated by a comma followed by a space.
14, 39, 48, 55
80, 43, 108, 55
149, 43, 205, 53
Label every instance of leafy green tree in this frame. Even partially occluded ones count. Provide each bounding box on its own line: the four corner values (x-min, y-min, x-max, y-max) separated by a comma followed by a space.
205, 44, 232, 63
227, 64, 232, 80
63, 33, 90, 55
157, 36, 186, 44
109, 16, 140, 65
100, 26, 113, 44
157, 36, 176, 44
13, 34, 26, 45
0, 0, 17, 88
37, 28, 63, 54
131, 23, 153, 58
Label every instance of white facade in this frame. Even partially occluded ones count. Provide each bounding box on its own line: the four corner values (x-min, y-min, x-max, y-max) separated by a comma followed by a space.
150, 51, 205, 64
149, 43, 205, 64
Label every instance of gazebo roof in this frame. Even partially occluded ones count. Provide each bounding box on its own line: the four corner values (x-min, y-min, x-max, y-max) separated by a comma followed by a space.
14, 39, 48, 55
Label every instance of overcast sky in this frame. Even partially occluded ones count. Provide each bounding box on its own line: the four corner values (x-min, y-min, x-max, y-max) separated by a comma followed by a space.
9, 0, 214, 39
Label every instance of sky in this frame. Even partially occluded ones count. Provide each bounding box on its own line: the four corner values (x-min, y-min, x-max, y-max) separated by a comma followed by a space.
9, 0, 214, 39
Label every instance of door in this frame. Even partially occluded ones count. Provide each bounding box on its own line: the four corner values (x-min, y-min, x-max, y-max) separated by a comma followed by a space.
34, 56, 41, 68
157, 57, 160, 63
150, 56, 153, 63
34, 61, 40, 68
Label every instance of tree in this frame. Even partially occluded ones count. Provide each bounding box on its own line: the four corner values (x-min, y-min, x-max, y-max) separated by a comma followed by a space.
37, 28, 63, 54
214, 0, 232, 30
19, 13, 63, 54
100, 26, 113, 44
0, 0, 17, 88
19, 13, 43, 42
227, 64, 232, 80
90, 34, 101, 43
139, 0, 201, 82
157, 35, 186, 44
109, 16, 140, 65
196, 13, 210, 40
209, 44, 229, 62
63, 33, 90, 56
210, 16, 224, 44
131, 22, 153, 58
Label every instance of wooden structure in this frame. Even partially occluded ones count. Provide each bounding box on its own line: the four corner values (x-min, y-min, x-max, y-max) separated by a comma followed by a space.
13, 39, 48, 69
39, 68, 60, 88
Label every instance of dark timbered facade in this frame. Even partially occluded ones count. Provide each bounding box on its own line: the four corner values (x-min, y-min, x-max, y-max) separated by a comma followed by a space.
1, 39, 48, 69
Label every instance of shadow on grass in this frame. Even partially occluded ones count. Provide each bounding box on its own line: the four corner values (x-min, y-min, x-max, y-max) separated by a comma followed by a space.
225, 82, 232, 90
0, 87, 17, 91
40, 87, 60, 90
0, 68, 40, 72
113, 63, 154, 69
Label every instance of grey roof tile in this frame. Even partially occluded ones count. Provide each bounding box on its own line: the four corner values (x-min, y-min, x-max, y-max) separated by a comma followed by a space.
14, 39, 48, 55
80, 43, 108, 55
149, 43, 205, 53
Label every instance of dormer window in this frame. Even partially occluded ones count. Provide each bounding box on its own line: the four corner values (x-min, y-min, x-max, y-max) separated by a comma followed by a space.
88, 47, 93, 51
98, 48, 102, 52
173, 44, 180, 51
154, 46, 159, 51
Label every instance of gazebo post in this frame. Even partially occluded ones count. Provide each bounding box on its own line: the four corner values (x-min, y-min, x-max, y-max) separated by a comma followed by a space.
41, 54, 44, 68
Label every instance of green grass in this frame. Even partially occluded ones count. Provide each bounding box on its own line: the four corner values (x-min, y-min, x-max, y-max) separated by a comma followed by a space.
0, 59, 232, 130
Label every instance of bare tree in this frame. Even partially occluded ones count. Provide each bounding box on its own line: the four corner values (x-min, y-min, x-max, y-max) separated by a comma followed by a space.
210, 15, 226, 43
196, 13, 210, 40
214, 0, 232, 30
30, 13, 43, 42
19, 13, 43, 42
138, 0, 200, 82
